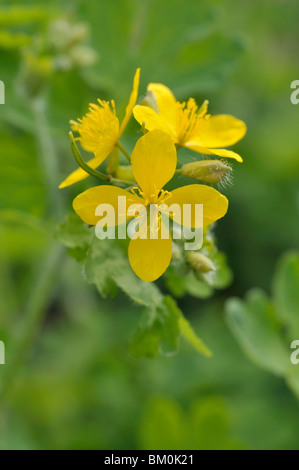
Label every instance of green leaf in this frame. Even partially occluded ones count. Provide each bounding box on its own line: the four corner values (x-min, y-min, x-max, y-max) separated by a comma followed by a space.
165, 268, 214, 299
139, 397, 184, 450
225, 252, 299, 399
197, 232, 233, 290
165, 230, 232, 298
59, 229, 212, 360
273, 251, 299, 338
225, 288, 290, 376
55, 213, 92, 261
128, 296, 180, 360
55, 213, 92, 249
188, 397, 244, 450
209, 251, 233, 289
179, 314, 212, 357
80, 0, 245, 101
139, 396, 244, 450
286, 368, 299, 401
167, 32, 245, 96
84, 238, 124, 299
129, 295, 212, 360
69, 232, 171, 351
84, 237, 162, 303
0, 130, 46, 216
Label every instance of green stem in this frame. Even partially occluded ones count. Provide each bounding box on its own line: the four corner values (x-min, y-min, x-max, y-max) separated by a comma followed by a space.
116, 141, 131, 162
69, 132, 109, 182
0, 243, 64, 400
31, 97, 64, 219
0, 96, 65, 401
70, 133, 132, 187
111, 177, 134, 186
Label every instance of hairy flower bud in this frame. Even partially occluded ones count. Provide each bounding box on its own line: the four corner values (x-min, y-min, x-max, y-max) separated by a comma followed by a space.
180, 159, 232, 184
186, 251, 216, 274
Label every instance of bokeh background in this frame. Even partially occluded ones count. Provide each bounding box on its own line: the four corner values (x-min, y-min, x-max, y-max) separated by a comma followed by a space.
0, 0, 299, 450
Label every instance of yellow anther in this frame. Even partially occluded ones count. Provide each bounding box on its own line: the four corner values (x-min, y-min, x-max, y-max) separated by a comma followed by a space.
176, 98, 209, 146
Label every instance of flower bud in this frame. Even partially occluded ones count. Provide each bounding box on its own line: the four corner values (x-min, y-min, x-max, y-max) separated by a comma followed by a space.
106, 148, 120, 175
186, 251, 216, 274
115, 165, 135, 182
180, 160, 231, 184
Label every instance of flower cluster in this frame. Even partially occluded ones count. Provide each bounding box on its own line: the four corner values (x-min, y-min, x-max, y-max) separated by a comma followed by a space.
59, 69, 246, 282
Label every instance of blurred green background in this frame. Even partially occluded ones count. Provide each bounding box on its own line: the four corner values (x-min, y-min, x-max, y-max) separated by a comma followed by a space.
0, 0, 299, 450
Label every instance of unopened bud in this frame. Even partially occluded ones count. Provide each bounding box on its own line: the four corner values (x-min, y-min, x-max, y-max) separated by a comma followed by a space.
180, 160, 231, 184
186, 251, 216, 274
106, 148, 120, 175
115, 165, 135, 182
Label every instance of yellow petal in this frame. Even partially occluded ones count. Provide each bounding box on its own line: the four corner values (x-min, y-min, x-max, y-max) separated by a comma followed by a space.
131, 130, 177, 198
189, 114, 246, 148
184, 142, 243, 162
73, 185, 143, 226
61, 107, 119, 188
147, 83, 177, 132
133, 105, 176, 140
119, 68, 140, 136
208, 148, 243, 162
128, 223, 172, 282
168, 184, 228, 227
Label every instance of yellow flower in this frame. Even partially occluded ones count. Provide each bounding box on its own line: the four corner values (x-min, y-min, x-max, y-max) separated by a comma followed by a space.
59, 68, 140, 188
133, 83, 246, 162
73, 130, 228, 282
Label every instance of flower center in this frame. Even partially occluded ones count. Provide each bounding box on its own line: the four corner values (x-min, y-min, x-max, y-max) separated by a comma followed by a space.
176, 98, 208, 145
70, 99, 118, 153
131, 187, 171, 207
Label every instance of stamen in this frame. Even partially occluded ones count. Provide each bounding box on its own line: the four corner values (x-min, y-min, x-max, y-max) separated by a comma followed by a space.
176, 98, 209, 145
130, 186, 143, 197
